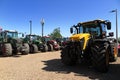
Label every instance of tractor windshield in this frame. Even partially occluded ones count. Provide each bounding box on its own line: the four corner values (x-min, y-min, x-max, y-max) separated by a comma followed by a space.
83, 26, 101, 36
26, 35, 38, 41
30, 36, 37, 40
78, 23, 101, 36
7, 32, 18, 38
44, 37, 51, 42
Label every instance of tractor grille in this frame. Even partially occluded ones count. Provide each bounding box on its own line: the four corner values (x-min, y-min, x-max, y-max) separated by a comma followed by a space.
68, 38, 85, 50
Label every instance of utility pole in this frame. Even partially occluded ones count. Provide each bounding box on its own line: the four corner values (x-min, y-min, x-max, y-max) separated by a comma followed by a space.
29, 20, 32, 35
41, 18, 44, 37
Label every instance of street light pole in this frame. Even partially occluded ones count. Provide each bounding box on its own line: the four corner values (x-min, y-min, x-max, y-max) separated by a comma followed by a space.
110, 9, 118, 52
116, 9, 118, 47
41, 18, 44, 37
29, 20, 32, 35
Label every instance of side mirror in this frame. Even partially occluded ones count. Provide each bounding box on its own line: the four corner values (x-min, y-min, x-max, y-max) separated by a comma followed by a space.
107, 22, 111, 30
109, 32, 114, 37
70, 27, 73, 33
4, 32, 7, 36
77, 23, 81, 26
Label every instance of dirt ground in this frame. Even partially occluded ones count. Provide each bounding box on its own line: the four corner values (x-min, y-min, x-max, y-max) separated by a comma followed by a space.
0, 51, 120, 80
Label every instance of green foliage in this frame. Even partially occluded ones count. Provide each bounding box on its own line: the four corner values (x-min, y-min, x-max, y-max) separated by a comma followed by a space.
48, 27, 62, 39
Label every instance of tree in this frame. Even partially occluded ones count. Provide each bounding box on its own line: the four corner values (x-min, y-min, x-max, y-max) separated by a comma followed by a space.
48, 27, 62, 39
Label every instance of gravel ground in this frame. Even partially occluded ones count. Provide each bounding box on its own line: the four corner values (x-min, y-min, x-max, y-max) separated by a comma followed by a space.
0, 51, 120, 80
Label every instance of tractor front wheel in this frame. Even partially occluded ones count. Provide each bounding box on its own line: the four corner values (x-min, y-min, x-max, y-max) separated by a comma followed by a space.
41, 44, 48, 52
61, 46, 77, 66
30, 44, 38, 53
22, 43, 29, 55
32, 44, 38, 53
91, 43, 109, 73
48, 44, 53, 51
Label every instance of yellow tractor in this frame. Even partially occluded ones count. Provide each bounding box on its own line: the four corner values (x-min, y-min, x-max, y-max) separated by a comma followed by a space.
61, 19, 118, 73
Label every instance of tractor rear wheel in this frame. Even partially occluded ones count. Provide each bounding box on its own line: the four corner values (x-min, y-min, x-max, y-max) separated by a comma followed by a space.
109, 43, 118, 62
91, 43, 109, 73
22, 43, 29, 55
2, 43, 12, 57
61, 46, 77, 66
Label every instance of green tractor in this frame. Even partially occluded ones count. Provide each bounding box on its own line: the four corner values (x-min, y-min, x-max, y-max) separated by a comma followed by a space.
61, 19, 117, 72
23, 34, 39, 53
23, 35, 54, 53
0, 30, 29, 56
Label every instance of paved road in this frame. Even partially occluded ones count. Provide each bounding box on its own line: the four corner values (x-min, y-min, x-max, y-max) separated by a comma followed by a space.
0, 51, 120, 80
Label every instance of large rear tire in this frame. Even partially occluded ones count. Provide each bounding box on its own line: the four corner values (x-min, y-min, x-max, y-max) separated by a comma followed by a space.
61, 46, 77, 66
22, 43, 29, 55
91, 43, 109, 73
2, 43, 12, 57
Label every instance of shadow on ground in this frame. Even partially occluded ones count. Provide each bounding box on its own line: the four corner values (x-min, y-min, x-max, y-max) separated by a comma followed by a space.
42, 59, 120, 80
0, 54, 22, 58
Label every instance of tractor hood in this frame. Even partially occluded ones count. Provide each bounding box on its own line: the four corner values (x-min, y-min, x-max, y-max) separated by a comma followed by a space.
70, 33, 90, 41
69, 33, 90, 50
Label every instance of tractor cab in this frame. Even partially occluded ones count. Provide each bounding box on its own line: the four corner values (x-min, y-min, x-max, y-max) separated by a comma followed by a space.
0, 30, 18, 42
25, 34, 42, 43
70, 20, 111, 40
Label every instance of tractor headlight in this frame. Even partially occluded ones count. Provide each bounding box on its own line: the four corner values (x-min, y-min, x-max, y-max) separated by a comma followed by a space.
53, 41, 57, 45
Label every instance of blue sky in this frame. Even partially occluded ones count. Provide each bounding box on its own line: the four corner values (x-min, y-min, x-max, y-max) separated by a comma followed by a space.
0, 0, 120, 37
